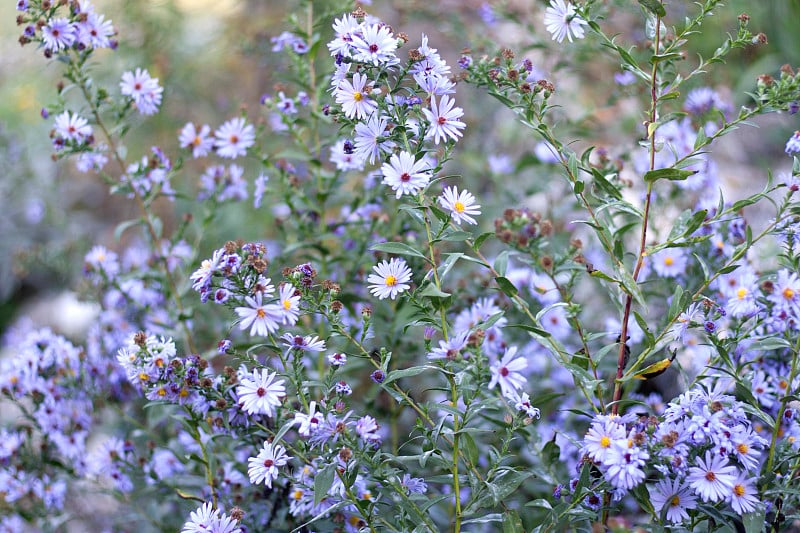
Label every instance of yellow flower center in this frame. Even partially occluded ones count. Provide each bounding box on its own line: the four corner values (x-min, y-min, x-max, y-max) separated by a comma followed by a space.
193, 135, 201, 146
283, 299, 292, 310
352, 91, 363, 102
385, 275, 397, 287
736, 443, 749, 454
664, 257, 674, 266
734, 484, 745, 497
784, 288, 795, 300
293, 489, 303, 500
670, 495, 680, 507
736, 287, 748, 299
600, 436, 611, 448
454, 200, 466, 213
257, 308, 267, 318
138, 372, 149, 382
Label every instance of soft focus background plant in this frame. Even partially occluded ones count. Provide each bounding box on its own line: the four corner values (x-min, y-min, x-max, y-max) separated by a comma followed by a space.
2, 0, 800, 532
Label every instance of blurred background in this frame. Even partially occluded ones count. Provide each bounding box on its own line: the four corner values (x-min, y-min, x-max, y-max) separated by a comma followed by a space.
1, 0, 799, 338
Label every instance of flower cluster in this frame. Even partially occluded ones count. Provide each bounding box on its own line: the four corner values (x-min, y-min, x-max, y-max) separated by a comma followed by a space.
578, 384, 767, 521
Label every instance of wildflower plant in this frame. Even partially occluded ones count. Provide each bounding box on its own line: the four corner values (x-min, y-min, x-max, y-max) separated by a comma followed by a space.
4, 0, 800, 531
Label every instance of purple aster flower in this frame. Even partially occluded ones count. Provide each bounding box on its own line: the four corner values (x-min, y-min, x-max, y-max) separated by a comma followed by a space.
179, 123, 214, 158
649, 477, 697, 523
381, 151, 432, 198
544, 0, 588, 43
120, 68, 163, 115
786, 131, 800, 155
421, 95, 466, 145
247, 440, 290, 488
488, 346, 527, 398
42, 18, 77, 52
234, 293, 282, 337
728, 473, 760, 515
401, 473, 428, 494
354, 114, 395, 165
53, 111, 93, 143
367, 257, 413, 300
214, 117, 255, 159
351, 23, 398, 66
335, 73, 378, 120
236, 368, 286, 417
686, 451, 738, 502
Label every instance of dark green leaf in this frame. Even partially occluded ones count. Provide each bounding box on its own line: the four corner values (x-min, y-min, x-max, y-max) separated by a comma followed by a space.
638, 0, 666, 17
502, 509, 525, 533
643, 168, 697, 183
495, 276, 519, 297
370, 241, 427, 260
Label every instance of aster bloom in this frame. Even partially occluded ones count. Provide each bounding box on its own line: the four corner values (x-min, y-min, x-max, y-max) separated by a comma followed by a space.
381, 151, 432, 198
42, 18, 77, 52
367, 257, 413, 300
281, 333, 326, 354
328, 352, 347, 366
648, 477, 697, 524
327, 13, 361, 57
53, 111, 93, 143
421, 95, 466, 145
76, 11, 115, 49
335, 73, 378, 120
728, 472, 760, 515
603, 439, 649, 490
293, 401, 321, 437
234, 293, 282, 337
438, 186, 481, 225
785, 131, 800, 155
512, 391, 541, 419
686, 451, 738, 502
276, 283, 301, 325
544, 0, 588, 43
120, 68, 163, 115
428, 331, 469, 360
214, 117, 256, 159
247, 440, 291, 488
401, 474, 428, 494
354, 114, 395, 164
351, 23, 398, 66
650, 247, 688, 278
179, 123, 214, 158
236, 368, 286, 417
582, 416, 627, 463
488, 346, 528, 398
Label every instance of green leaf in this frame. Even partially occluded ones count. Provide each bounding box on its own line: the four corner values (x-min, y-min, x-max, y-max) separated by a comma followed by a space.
314, 465, 336, 505
383, 365, 436, 386
370, 241, 427, 260
114, 219, 142, 242
643, 168, 697, 183
573, 180, 585, 194
502, 509, 525, 533
461, 432, 479, 466
441, 230, 472, 242
418, 284, 451, 298
494, 250, 510, 277
638, 0, 666, 17
473, 232, 494, 250
506, 323, 551, 337
742, 508, 767, 533
495, 276, 519, 298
